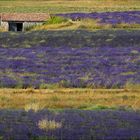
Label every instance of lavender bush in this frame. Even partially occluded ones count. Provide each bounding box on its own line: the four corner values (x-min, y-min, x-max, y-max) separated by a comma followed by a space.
0, 109, 140, 140
56, 11, 140, 24
0, 30, 140, 88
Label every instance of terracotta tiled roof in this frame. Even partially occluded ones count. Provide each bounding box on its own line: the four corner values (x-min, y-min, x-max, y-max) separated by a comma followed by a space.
0, 13, 50, 22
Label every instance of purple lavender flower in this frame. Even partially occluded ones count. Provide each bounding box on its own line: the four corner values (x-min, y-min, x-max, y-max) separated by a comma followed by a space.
0, 109, 140, 140
0, 30, 140, 88
56, 11, 140, 24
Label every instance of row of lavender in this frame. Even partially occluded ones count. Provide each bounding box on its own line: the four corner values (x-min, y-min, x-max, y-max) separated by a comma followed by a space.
0, 109, 140, 140
0, 30, 140, 88
56, 11, 140, 24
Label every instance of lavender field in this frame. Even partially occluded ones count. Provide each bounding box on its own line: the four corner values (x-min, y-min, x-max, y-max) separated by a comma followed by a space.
57, 11, 140, 24
0, 109, 140, 140
0, 30, 140, 88
0, 6, 140, 139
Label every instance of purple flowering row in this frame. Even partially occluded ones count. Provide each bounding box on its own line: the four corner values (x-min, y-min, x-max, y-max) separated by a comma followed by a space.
0, 109, 140, 140
56, 11, 140, 24
0, 30, 140, 88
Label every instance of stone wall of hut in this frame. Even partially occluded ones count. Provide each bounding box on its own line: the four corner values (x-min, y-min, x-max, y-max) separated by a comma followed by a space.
0, 21, 43, 31
0, 21, 9, 31
23, 22, 43, 31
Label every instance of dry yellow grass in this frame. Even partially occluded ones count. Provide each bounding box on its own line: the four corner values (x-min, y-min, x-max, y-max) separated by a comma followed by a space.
29, 19, 140, 31
38, 119, 62, 131
0, 0, 140, 13
0, 0, 139, 9
0, 88, 140, 111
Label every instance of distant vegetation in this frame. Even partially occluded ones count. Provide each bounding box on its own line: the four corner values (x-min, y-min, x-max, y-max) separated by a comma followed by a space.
25, 11, 140, 31
27, 17, 140, 31
0, 0, 140, 13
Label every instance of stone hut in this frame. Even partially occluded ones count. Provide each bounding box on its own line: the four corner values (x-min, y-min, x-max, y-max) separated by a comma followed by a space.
0, 13, 50, 31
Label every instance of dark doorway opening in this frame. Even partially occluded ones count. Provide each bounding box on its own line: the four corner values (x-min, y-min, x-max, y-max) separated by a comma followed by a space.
16, 23, 23, 31
9, 22, 23, 31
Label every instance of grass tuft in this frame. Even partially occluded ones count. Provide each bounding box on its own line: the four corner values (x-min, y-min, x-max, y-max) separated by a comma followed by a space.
38, 119, 62, 131
24, 103, 41, 112
124, 81, 140, 91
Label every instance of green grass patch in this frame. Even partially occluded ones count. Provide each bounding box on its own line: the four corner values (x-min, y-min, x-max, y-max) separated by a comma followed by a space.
44, 16, 68, 25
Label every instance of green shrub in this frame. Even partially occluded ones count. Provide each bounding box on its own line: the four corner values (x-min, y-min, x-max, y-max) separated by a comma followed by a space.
43, 16, 68, 25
